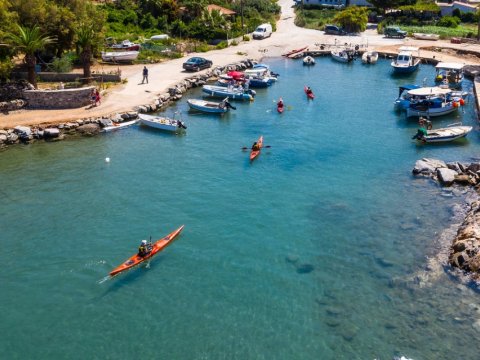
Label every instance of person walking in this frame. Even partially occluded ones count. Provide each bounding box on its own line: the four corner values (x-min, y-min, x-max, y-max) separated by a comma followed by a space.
141, 66, 148, 84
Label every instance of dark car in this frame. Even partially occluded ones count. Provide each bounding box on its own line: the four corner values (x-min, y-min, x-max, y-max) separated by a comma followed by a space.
182, 57, 213, 72
384, 26, 407, 39
324, 25, 346, 36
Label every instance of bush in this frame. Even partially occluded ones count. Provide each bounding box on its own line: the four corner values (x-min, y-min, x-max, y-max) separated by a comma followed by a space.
437, 16, 460, 28
231, 40, 238, 46
216, 41, 228, 49
51, 54, 73, 73
243, 35, 250, 41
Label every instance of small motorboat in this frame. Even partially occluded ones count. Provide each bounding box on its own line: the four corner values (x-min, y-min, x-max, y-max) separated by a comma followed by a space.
138, 113, 187, 133
304, 86, 314, 100
303, 56, 315, 66
331, 49, 356, 63
102, 119, 139, 132
413, 33, 439, 41
187, 98, 235, 114
361, 51, 378, 64
101, 50, 139, 63
391, 47, 420, 74
412, 124, 472, 143
435, 62, 464, 89
202, 85, 255, 101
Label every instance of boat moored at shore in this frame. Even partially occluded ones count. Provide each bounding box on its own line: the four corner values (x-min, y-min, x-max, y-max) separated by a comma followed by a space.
138, 113, 187, 132
391, 47, 421, 74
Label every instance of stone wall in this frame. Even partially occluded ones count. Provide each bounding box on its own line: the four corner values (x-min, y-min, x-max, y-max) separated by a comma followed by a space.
12, 72, 121, 83
22, 86, 95, 109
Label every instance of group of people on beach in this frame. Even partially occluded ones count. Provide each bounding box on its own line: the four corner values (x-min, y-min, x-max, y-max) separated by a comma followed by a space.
90, 88, 101, 107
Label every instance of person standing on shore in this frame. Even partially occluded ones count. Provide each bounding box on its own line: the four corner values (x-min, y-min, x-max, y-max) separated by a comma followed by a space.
141, 66, 148, 84
95, 89, 101, 106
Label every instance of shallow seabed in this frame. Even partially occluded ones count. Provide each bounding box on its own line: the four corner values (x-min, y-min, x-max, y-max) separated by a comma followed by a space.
2, 57, 480, 359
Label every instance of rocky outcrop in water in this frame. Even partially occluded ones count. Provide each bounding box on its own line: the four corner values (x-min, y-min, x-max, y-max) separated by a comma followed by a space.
413, 158, 480, 278
449, 200, 480, 277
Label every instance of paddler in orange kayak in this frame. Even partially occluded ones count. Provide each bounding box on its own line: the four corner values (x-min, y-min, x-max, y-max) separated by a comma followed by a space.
138, 239, 152, 257
251, 142, 261, 151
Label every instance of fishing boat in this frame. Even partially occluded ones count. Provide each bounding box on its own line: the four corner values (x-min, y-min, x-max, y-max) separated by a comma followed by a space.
391, 47, 421, 74
101, 50, 139, 63
413, 33, 439, 41
304, 86, 315, 100
101, 119, 139, 132
361, 51, 378, 64
303, 56, 315, 66
412, 124, 472, 143
202, 85, 255, 101
138, 113, 187, 132
109, 225, 185, 277
435, 62, 464, 89
187, 98, 235, 114
394, 85, 468, 111
250, 136, 263, 161
405, 88, 465, 118
331, 49, 355, 63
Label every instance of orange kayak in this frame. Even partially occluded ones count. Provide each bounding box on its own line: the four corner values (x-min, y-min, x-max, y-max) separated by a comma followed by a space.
109, 225, 185, 277
250, 135, 263, 161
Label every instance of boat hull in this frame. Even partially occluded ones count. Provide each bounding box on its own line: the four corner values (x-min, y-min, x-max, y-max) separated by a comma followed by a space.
202, 85, 253, 101
138, 114, 185, 132
109, 225, 185, 277
406, 104, 458, 118
101, 51, 139, 62
391, 63, 419, 73
102, 119, 138, 132
187, 99, 228, 113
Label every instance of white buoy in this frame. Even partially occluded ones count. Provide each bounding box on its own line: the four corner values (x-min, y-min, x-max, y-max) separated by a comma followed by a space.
105, 157, 110, 163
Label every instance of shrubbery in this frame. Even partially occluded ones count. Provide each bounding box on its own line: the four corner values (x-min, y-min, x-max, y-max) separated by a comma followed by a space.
437, 16, 460, 28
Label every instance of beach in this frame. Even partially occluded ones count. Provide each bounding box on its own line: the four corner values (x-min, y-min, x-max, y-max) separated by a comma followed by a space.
2, 0, 480, 129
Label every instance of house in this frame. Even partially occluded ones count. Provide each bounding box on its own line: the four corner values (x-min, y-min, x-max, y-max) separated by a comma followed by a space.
438, 1, 479, 15
207, 4, 236, 19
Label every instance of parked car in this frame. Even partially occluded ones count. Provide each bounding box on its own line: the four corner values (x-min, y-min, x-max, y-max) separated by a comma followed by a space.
384, 26, 407, 39
252, 23, 273, 39
182, 57, 213, 72
324, 25, 346, 36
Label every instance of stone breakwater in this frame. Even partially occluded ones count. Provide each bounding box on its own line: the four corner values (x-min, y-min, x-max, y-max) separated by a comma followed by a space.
413, 158, 480, 278
0, 59, 255, 150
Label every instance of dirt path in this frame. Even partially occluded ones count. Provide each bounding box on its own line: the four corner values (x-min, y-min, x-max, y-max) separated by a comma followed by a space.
2, 0, 480, 129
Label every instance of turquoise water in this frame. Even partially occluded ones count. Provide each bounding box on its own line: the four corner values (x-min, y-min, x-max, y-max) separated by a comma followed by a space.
2, 57, 480, 359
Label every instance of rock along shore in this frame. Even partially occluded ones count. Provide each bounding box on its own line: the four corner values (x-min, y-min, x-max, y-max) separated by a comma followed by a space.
413, 158, 480, 279
0, 59, 254, 150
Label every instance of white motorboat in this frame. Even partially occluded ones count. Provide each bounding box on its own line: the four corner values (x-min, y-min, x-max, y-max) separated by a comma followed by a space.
361, 51, 378, 64
102, 119, 138, 132
138, 113, 186, 132
331, 49, 355, 63
391, 47, 420, 74
413, 124, 472, 143
187, 98, 236, 113
101, 50, 139, 62
435, 62, 464, 89
303, 56, 315, 66
413, 33, 440, 41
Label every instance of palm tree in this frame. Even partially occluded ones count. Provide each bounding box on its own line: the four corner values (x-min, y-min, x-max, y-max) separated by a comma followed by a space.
6, 25, 55, 89
75, 24, 95, 84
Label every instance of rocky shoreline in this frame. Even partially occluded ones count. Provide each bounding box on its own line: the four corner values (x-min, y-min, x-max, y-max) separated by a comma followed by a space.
413, 158, 480, 279
0, 59, 255, 150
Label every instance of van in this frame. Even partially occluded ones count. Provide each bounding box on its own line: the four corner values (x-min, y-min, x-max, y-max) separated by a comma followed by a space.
252, 23, 272, 40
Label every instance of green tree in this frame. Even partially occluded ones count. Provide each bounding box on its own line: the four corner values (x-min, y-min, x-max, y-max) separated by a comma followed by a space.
75, 23, 100, 84
333, 6, 368, 33
5, 24, 55, 88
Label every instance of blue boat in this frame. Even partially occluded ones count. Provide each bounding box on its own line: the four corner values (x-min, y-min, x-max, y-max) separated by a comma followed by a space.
394, 85, 468, 111
202, 85, 255, 101
391, 47, 421, 74
187, 98, 236, 114
394, 84, 420, 110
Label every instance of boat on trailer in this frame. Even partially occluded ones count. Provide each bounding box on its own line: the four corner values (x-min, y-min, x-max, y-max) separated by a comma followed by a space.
101, 50, 139, 62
